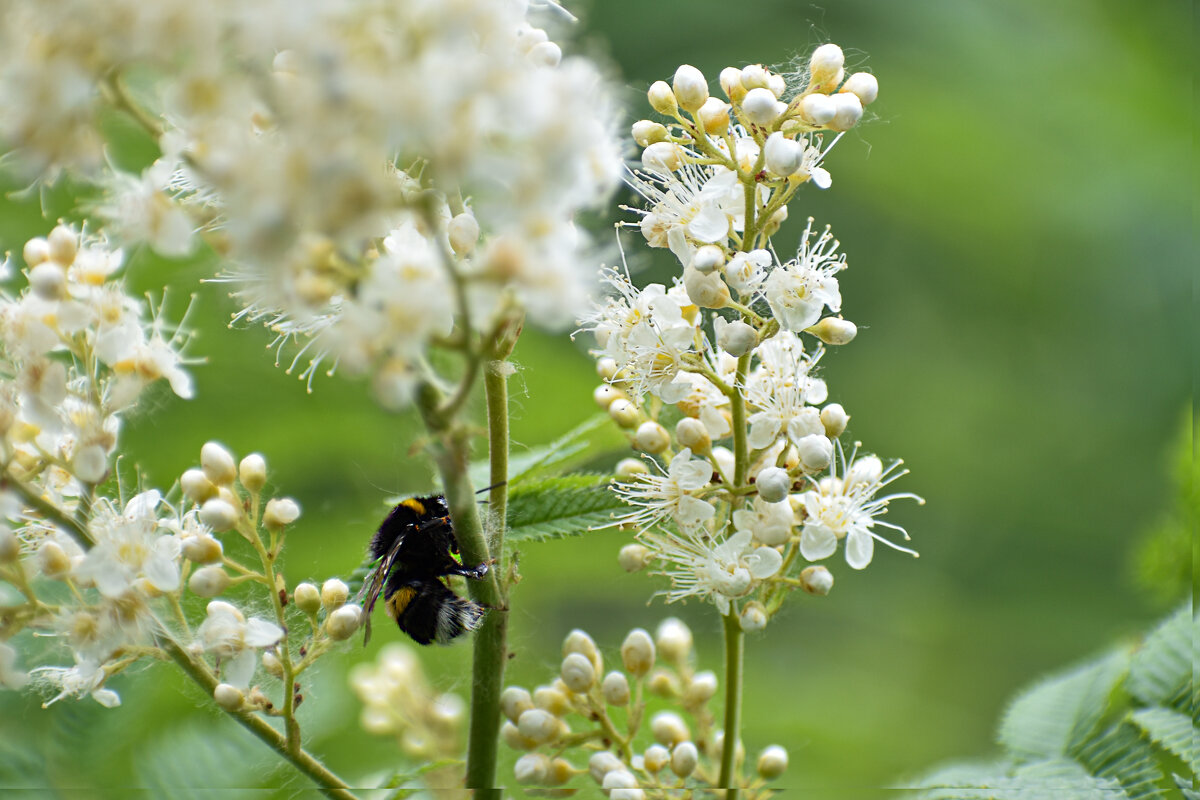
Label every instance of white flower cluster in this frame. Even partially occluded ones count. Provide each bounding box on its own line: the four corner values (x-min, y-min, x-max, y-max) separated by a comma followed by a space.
0, 440, 354, 711
0, 225, 192, 495
585, 47, 920, 629
0, 0, 621, 409
350, 643, 466, 762
501, 620, 788, 796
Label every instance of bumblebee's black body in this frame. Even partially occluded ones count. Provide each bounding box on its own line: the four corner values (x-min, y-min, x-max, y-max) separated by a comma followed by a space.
359, 495, 488, 646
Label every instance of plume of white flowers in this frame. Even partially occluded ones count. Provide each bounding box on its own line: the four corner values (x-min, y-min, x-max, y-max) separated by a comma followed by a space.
0, 0, 622, 409
588, 48, 921, 629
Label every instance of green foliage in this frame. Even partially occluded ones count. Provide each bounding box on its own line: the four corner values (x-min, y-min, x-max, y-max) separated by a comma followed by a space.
906, 603, 1198, 799
1132, 414, 1197, 607
505, 473, 625, 543
467, 414, 609, 491
134, 720, 283, 799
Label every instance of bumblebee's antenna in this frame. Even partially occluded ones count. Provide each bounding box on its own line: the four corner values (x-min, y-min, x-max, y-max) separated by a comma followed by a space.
474, 481, 507, 496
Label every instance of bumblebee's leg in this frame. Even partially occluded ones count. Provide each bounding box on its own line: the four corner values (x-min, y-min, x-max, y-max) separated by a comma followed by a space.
444, 561, 489, 580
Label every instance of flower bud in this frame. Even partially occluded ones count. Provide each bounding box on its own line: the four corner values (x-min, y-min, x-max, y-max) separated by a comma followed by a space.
181, 534, 223, 564
739, 601, 768, 631
768, 72, 787, 98
238, 453, 267, 493
28, 262, 67, 300
647, 668, 680, 697
809, 43, 845, 88
200, 441, 237, 486
655, 618, 693, 663
740, 64, 769, 90
615, 458, 649, 478
515, 752, 551, 785
650, 711, 689, 746
719, 67, 746, 100
757, 745, 789, 779
618, 543, 651, 573
672, 65, 709, 112
674, 417, 711, 454
22, 236, 49, 267
47, 225, 78, 265
560, 652, 596, 693
601, 671, 630, 706
697, 97, 731, 135
533, 685, 570, 716
608, 399, 640, 429
262, 649, 284, 678
199, 499, 238, 532
447, 212, 480, 256
515, 26, 548, 53
213, 683, 244, 711
647, 81, 678, 115
634, 421, 670, 454
588, 751, 623, 785
797, 434, 834, 471
563, 628, 600, 664
642, 141, 682, 173
321, 578, 349, 609
264, 497, 301, 530
808, 316, 857, 345
527, 40, 561, 68
741, 87, 780, 126
691, 244, 725, 274
842, 72, 878, 105
593, 384, 625, 410
325, 604, 362, 640
820, 403, 850, 438
38, 540, 71, 578
621, 628, 655, 677
716, 319, 757, 357
683, 670, 718, 707
596, 357, 620, 381
517, 708, 560, 744
0, 528, 18, 564
643, 744, 670, 773
181, 468, 218, 504
501, 686, 534, 723
602, 769, 639, 791
631, 120, 669, 148
827, 92, 863, 132
800, 565, 834, 596
670, 741, 699, 777
798, 93, 837, 126
848, 454, 884, 485
755, 466, 791, 503
764, 132, 802, 177
293, 582, 321, 614
189, 565, 230, 597
501, 720, 537, 750
682, 266, 731, 309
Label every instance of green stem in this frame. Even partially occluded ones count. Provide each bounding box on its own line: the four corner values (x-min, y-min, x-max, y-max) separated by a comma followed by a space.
416, 382, 508, 794
161, 639, 358, 800
730, 353, 751, 487
718, 610, 744, 796
2, 470, 95, 548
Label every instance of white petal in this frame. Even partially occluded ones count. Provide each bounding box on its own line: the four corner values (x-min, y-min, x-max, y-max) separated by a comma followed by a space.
800, 524, 837, 561
91, 688, 121, 708
224, 649, 257, 689
674, 496, 715, 529
244, 618, 284, 647
747, 414, 780, 450
811, 168, 832, 189
687, 204, 730, 244
746, 546, 782, 579
845, 530, 874, 570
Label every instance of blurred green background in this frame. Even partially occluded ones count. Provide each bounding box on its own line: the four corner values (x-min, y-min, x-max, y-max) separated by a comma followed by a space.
0, 0, 1191, 796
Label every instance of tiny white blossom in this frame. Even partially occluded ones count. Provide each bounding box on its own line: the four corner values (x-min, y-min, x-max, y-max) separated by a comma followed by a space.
30, 657, 120, 708
197, 600, 284, 688
643, 529, 782, 615
799, 443, 923, 569
763, 218, 845, 332
613, 449, 716, 532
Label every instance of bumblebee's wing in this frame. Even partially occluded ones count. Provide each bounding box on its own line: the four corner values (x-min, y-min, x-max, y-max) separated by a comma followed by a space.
355, 544, 404, 646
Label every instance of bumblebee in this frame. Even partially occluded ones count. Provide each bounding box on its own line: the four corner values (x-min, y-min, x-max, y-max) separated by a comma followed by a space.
358, 495, 489, 645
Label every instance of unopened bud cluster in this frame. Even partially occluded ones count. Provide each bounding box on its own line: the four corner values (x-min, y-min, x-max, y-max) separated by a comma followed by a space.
350, 643, 465, 762
581, 47, 920, 628
501, 620, 788, 795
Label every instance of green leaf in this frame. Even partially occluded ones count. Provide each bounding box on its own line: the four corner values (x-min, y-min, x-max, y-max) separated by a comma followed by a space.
1127, 603, 1195, 714
1074, 722, 1167, 800
1130, 706, 1199, 776
0, 739, 52, 792
1173, 773, 1199, 800
998, 650, 1129, 759
467, 414, 608, 490
505, 473, 626, 543
134, 720, 280, 799
909, 758, 1129, 799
